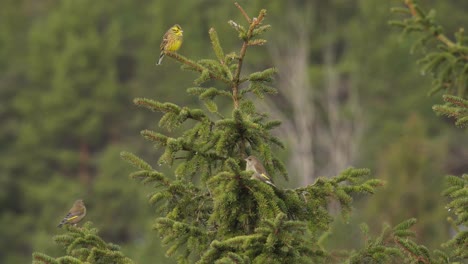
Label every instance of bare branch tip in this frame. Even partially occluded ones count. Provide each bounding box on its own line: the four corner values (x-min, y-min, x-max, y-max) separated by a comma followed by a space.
235, 2, 251, 23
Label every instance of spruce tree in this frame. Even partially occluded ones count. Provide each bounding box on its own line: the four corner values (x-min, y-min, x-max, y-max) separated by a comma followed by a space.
121, 4, 381, 263
32, 2, 467, 263
32, 3, 381, 263
33, 223, 133, 264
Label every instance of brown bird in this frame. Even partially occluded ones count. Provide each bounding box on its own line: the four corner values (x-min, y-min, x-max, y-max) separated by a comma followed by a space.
245, 155, 276, 188
57, 199, 86, 228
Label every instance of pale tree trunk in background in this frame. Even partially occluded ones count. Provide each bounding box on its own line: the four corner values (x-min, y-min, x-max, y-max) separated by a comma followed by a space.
269, 32, 315, 186
320, 21, 364, 177
266, 4, 363, 186
266, 4, 316, 186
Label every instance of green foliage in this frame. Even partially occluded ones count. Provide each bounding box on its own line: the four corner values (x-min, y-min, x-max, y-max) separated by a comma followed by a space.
346, 218, 453, 264
390, 2, 467, 260
442, 174, 468, 259
32, 223, 133, 264
390, 0, 468, 127
363, 114, 448, 249
198, 213, 323, 264
26, 1, 468, 264
297, 168, 381, 227
433, 95, 468, 128
339, 1, 468, 263
122, 4, 382, 263
0, 0, 168, 262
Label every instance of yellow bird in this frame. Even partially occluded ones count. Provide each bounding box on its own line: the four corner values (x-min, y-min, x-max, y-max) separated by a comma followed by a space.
245, 155, 276, 188
57, 199, 86, 228
157, 24, 183, 65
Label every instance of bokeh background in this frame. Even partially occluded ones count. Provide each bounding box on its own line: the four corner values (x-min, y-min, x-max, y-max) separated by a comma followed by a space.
1, 0, 467, 263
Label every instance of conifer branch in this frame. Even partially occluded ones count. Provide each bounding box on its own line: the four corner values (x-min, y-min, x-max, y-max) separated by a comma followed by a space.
443, 94, 468, 108
33, 223, 133, 264
120, 151, 153, 171
209, 28, 225, 64
165, 52, 231, 84
441, 174, 468, 258
345, 219, 438, 263
403, 0, 455, 48
392, 0, 468, 128
232, 6, 267, 109
134, 97, 212, 123
393, 236, 430, 264
432, 95, 468, 127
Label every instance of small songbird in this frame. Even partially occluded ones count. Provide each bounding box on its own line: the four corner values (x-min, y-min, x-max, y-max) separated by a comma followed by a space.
245, 155, 276, 188
57, 199, 86, 228
157, 24, 183, 65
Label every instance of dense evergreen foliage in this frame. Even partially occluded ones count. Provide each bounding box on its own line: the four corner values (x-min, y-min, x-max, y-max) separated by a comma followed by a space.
31, 2, 467, 263
119, 7, 381, 262
0, 0, 466, 263
33, 223, 133, 264
390, 0, 468, 127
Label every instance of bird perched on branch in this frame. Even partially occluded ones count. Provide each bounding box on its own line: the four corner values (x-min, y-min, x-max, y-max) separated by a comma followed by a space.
157, 24, 183, 65
57, 199, 86, 228
245, 155, 276, 188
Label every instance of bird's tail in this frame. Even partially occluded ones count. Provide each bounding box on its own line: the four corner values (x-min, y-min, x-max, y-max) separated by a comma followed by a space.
265, 180, 277, 188
57, 217, 68, 228
157, 52, 164, 65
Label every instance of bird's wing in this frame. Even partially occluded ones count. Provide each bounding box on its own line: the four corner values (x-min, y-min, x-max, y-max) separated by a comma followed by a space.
160, 31, 170, 50
64, 207, 84, 220
258, 173, 272, 181
259, 173, 276, 187
253, 161, 268, 175
62, 213, 77, 222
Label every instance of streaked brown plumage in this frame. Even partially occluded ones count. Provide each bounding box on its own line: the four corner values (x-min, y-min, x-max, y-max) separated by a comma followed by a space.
57, 199, 86, 228
245, 155, 276, 187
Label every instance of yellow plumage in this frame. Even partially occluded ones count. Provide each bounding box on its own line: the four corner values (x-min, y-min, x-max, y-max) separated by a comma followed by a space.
157, 24, 183, 65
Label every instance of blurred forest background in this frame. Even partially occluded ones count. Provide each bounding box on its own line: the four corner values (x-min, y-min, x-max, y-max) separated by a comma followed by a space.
0, 0, 466, 263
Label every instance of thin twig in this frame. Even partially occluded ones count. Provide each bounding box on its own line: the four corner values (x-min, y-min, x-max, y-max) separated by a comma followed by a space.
235, 2, 251, 24
444, 95, 468, 108
404, 0, 417, 16
232, 8, 265, 109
